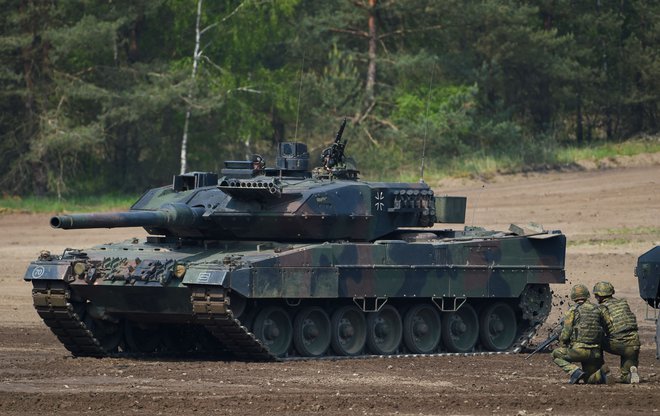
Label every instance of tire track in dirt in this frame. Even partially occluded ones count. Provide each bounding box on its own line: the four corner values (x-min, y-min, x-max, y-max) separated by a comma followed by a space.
1, 161, 659, 415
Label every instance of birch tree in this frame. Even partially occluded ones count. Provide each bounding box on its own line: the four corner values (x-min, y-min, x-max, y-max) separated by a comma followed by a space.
179, 0, 203, 175
179, 0, 248, 174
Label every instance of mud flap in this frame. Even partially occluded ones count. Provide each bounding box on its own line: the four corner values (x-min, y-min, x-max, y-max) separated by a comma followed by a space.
182, 268, 228, 285
24, 262, 71, 281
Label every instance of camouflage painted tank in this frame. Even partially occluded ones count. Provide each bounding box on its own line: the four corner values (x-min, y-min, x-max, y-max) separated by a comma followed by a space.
636, 246, 660, 359
25, 122, 566, 360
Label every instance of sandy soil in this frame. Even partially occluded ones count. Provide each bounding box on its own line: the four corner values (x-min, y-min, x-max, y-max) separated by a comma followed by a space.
1, 159, 659, 415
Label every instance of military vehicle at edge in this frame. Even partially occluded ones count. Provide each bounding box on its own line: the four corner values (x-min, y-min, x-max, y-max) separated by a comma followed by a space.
636, 246, 660, 359
24, 121, 566, 360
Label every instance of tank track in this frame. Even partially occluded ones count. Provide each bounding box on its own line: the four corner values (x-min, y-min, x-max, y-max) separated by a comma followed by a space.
190, 286, 276, 361
31, 281, 276, 360
191, 284, 546, 362
31, 281, 546, 361
31, 281, 106, 357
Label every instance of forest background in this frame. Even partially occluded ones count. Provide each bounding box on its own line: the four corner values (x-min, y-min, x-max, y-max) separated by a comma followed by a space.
1, 0, 658, 200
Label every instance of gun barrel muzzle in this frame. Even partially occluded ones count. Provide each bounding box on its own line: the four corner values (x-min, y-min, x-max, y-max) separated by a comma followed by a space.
50, 204, 204, 230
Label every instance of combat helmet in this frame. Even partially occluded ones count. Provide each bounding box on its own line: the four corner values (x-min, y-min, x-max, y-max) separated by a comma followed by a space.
570, 284, 591, 301
593, 281, 615, 297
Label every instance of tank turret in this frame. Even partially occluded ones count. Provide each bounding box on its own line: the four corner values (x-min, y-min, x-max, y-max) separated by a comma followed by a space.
50, 127, 467, 242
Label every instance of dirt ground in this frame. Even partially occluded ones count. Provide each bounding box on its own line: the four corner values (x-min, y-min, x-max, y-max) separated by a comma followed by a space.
1, 157, 659, 415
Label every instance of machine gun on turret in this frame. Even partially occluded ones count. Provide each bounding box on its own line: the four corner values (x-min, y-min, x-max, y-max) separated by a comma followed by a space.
321, 118, 348, 171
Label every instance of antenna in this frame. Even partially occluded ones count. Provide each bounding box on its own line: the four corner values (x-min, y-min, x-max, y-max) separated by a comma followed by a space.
419, 63, 436, 183
471, 184, 486, 225
293, 52, 305, 141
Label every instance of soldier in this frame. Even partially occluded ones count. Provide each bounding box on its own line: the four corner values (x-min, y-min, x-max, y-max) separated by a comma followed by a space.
552, 284, 609, 384
251, 154, 265, 172
593, 281, 641, 384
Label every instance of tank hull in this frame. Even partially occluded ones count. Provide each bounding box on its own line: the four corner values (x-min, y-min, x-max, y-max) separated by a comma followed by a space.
637, 246, 660, 308
26, 230, 565, 360
636, 246, 660, 359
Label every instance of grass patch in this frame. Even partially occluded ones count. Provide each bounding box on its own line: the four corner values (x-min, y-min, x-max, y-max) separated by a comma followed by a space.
602, 226, 660, 236
567, 238, 634, 247
0, 194, 139, 214
412, 136, 660, 183
568, 227, 660, 247
555, 139, 660, 164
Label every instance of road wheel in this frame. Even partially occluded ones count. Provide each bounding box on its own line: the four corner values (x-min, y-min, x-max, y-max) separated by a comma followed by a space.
330, 305, 366, 356
366, 305, 402, 355
403, 303, 441, 354
442, 303, 479, 353
293, 307, 331, 357
479, 302, 517, 351
253, 306, 292, 357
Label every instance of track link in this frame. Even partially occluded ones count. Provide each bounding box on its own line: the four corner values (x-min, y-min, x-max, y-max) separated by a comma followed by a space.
191, 286, 276, 361
32, 281, 106, 357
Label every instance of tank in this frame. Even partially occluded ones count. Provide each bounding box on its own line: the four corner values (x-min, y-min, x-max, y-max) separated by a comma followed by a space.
635, 246, 660, 359
636, 246, 660, 309
24, 121, 566, 360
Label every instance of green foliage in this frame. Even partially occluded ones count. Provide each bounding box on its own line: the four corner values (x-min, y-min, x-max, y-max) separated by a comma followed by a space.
393, 84, 476, 159
0, 0, 658, 198
555, 136, 660, 163
0, 194, 138, 214
418, 135, 658, 182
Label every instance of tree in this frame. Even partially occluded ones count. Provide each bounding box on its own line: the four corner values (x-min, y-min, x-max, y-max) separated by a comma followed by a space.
1, 0, 658, 196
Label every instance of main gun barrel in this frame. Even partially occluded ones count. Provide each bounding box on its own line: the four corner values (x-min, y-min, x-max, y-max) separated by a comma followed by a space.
50, 204, 205, 230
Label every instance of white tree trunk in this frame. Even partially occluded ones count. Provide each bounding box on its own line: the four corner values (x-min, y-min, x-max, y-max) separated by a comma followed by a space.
180, 0, 203, 174
365, 0, 377, 106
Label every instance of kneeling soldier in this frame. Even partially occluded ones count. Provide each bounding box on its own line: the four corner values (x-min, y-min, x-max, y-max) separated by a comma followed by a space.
552, 284, 608, 384
593, 281, 640, 384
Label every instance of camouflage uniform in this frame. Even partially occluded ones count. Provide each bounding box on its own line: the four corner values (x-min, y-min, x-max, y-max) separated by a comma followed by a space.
552, 286, 606, 384
598, 296, 640, 383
